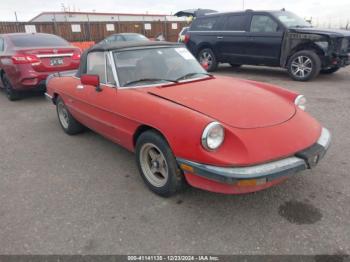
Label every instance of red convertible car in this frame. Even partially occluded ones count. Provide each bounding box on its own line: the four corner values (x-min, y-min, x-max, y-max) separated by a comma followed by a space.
45, 41, 331, 197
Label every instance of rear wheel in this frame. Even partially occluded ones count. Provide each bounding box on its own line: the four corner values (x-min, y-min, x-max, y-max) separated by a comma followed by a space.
135, 130, 185, 197
320, 67, 340, 74
287, 50, 321, 81
198, 48, 218, 72
2, 74, 20, 101
56, 96, 84, 135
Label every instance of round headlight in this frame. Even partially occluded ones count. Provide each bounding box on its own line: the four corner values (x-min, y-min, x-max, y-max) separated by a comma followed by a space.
295, 95, 307, 111
201, 122, 225, 151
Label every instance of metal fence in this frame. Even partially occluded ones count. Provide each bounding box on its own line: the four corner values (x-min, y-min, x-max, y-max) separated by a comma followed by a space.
0, 21, 188, 42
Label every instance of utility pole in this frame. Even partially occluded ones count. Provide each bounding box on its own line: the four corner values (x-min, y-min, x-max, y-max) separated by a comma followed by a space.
14, 11, 19, 32
242, 0, 245, 10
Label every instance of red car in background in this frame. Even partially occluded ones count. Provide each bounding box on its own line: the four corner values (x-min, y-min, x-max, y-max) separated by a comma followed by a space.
0, 33, 81, 101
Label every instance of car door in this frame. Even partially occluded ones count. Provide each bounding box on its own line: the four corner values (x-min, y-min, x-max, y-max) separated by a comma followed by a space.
70, 51, 123, 144
214, 14, 250, 64
245, 13, 285, 66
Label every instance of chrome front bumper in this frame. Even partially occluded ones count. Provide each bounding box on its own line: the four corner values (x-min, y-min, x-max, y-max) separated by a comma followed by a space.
177, 128, 331, 184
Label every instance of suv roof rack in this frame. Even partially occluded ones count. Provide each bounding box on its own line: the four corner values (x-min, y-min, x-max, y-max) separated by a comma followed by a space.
245, 9, 254, 12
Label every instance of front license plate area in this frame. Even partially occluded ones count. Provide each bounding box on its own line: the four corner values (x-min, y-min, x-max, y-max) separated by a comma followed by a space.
50, 57, 64, 66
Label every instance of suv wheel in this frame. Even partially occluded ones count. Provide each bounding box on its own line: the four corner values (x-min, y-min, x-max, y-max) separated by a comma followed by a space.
320, 67, 340, 74
198, 48, 218, 72
287, 50, 321, 81
135, 130, 186, 197
2, 74, 20, 101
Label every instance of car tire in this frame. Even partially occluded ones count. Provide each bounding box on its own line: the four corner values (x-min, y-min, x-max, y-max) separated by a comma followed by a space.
287, 50, 321, 81
56, 96, 84, 135
135, 130, 186, 197
2, 74, 20, 101
320, 67, 340, 74
198, 48, 218, 72
230, 63, 241, 68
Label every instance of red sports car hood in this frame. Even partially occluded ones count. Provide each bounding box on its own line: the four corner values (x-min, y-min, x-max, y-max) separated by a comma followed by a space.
147, 77, 296, 129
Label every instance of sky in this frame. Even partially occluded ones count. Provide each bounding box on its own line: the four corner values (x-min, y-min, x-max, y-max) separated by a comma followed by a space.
0, 0, 349, 27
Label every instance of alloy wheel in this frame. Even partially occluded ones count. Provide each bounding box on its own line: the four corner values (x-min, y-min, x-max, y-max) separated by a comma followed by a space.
139, 143, 169, 187
291, 56, 313, 78
199, 51, 213, 67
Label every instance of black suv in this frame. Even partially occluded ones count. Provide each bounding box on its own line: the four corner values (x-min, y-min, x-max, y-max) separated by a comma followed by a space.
185, 10, 350, 81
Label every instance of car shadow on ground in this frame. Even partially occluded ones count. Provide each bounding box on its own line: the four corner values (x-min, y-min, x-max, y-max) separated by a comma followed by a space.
216, 64, 290, 81
216, 64, 350, 84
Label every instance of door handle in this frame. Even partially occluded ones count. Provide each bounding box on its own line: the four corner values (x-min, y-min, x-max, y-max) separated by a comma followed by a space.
76, 84, 84, 89
217, 36, 223, 39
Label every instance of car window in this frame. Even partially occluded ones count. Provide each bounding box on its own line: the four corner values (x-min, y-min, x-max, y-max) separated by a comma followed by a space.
224, 15, 247, 31
87, 52, 106, 84
113, 47, 206, 87
10, 34, 69, 47
250, 15, 278, 33
0, 38, 4, 52
105, 35, 124, 43
123, 34, 148, 41
191, 17, 218, 31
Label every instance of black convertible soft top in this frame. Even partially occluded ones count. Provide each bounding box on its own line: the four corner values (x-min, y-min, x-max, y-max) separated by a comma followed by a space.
76, 41, 183, 77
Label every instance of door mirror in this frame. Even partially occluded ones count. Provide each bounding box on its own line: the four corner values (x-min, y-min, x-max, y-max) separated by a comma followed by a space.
81, 74, 102, 92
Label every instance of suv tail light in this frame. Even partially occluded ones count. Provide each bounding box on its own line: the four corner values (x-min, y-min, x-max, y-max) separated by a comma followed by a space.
12, 54, 40, 64
184, 33, 190, 44
71, 50, 81, 60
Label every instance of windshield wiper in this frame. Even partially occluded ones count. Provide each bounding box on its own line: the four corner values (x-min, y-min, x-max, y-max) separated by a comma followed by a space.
175, 72, 213, 82
123, 78, 177, 87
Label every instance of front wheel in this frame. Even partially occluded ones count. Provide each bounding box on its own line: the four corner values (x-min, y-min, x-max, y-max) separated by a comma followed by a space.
56, 97, 84, 135
287, 50, 321, 81
198, 48, 218, 72
135, 130, 185, 197
320, 67, 340, 74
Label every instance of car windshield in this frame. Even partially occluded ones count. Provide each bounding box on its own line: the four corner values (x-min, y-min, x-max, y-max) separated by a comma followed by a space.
123, 34, 149, 41
272, 11, 312, 28
113, 47, 209, 87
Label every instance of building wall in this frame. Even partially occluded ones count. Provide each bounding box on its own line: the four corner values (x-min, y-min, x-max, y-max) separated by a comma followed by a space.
31, 13, 186, 22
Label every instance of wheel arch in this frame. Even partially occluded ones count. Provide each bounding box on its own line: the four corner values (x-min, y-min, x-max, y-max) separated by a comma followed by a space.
196, 42, 216, 57
133, 124, 169, 149
283, 43, 325, 67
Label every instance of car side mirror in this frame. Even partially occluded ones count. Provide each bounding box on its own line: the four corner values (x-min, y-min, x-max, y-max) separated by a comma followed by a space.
81, 74, 102, 92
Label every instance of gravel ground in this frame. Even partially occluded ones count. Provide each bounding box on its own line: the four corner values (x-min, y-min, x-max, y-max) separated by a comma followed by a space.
0, 65, 349, 255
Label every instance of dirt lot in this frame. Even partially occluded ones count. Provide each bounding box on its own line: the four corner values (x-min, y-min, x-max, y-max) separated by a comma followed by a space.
0, 65, 349, 255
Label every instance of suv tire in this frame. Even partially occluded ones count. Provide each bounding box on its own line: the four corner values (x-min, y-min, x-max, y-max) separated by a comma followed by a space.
287, 50, 321, 81
198, 48, 218, 72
